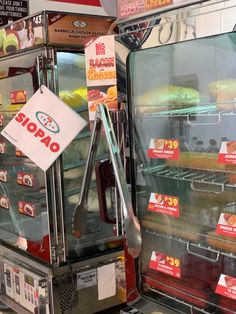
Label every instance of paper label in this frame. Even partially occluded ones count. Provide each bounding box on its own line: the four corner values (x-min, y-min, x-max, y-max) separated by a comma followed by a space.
216, 274, 236, 300
0, 170, 8, 182
18, 201, 36, 217
0, 196, 9, 209
147, 139, 179, 160
85, 35, 118, 121
1, 85, 87, 171
17, 172, 34, 187
149, 251, 181, 279
77, 269, 97, 290
10, 90, 27, 105
97, 263, 116, 300
148, 192, 179, 217
218, 141, 236, 164
216, 213, 236, 237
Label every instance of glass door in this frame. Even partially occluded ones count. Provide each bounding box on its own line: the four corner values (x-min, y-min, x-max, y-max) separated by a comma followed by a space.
57, 51, 123, 261
0, 49, 51, 263
128, 32, 236, 313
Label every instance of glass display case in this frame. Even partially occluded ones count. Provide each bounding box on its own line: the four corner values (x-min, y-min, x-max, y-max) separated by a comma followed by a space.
118, 19, 236, 314
0, 11, 126, 314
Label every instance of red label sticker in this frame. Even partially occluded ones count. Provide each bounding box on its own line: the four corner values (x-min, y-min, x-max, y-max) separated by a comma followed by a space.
17, 172, 34, 187
10, 90, 27, 105
218, 141, 236, 164
216, 274, 236, 300
0, 170, 8, 182
149, 251, 181, 279
0, 196, 9, 209
0, 141, 6, 154
148, 193, 179, 217
216, 213, 236, 237
147, 139, 179, 160
15, 147, 26, 157
18, 201, 35, 217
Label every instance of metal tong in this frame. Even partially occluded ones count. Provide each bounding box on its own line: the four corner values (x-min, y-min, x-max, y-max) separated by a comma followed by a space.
72, 104, 142, 258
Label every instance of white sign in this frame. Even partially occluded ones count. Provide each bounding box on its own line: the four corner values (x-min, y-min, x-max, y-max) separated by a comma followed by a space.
77, 269, 97, 290
97, 263, 116, 300
1, 85, 87, 171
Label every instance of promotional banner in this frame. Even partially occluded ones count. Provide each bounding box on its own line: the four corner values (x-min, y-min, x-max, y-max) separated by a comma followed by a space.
117, 0, 208, 19
84, 35, 118, 120
1, 85, 87, 171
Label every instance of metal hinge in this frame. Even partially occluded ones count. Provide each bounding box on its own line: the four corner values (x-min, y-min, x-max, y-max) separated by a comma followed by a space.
51, 244, 65, 264
37, 55, 54, 71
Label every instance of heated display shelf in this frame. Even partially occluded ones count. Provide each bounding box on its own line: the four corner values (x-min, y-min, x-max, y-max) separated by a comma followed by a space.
115, 20, 236, 314
0, 11, 126, 314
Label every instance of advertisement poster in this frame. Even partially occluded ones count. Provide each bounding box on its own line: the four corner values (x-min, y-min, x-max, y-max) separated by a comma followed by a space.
216, 213, 236, 237
0, 0, 29, 26
218, 141, 236, 165
149, 251, 181, 279
1, 85, 87, 171
148, 138, 179, 160
84, 35, 118, 120
117, 0, 207, 19
0, 13, 43, 57
148, 192, 179, 217
47, 13, 113, 46
216, 274, 236, 300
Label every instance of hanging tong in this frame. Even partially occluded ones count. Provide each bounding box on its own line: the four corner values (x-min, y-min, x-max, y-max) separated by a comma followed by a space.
72, 104, 142, 258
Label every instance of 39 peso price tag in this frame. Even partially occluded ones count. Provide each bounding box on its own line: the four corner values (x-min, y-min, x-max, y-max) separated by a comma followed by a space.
216, 274, 236, 300
149, 251, 181, 279
147, 138, 179, 160
148, 192, 179, 217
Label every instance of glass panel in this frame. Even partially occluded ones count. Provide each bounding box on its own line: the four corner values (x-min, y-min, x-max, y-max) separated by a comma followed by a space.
0, 50, 50, 263
57, 52, 122, 260
128, 33, 236, 313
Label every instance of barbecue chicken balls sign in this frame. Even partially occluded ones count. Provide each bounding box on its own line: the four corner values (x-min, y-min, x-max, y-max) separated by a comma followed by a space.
1, 85, 87, 171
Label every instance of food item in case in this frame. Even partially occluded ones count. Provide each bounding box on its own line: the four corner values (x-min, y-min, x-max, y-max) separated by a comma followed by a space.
59, 87, 87, 109
226, 164, 236, 185
166, 152, 226, 171
136, 85, 199, 114
141, 214, 202, 241
3, 33, 19, 54
0, 29, 6, 49
209, 79, 236, 110
207, 231, 236, 254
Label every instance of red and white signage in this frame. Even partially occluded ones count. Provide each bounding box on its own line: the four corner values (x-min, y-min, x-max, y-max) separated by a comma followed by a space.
216, 213, 236, 237
85, 35, 118, 120
216, 274, 236, 300
18, 201, 36, 217
148, 139, 179, 160
117, 0, 208, 19
1, 85, 87, 171
48, 0, 101, 5
10, 90, 27, 105
218, 141, 236, 165
149, 251, 181, 279
148, 192, 179, 217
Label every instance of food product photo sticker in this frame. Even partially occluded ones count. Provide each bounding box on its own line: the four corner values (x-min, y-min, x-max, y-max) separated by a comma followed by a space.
216, 213, 236, 237
147, 138, 179, 160
1, 85, 87, 171
216, 274, 236, 300
148, 192, 180, 218
149, 251, 181, 279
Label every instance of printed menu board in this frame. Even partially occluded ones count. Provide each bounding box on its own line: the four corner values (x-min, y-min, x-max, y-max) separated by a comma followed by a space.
117, 0, 208, 19
0, 0, 29, 26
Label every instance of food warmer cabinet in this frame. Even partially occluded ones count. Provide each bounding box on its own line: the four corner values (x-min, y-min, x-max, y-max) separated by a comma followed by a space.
0, 11, 126, 314
114, 1, 236, 313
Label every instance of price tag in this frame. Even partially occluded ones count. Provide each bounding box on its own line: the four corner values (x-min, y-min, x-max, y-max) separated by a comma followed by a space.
218, 141, 236, 164
216, 213, 236, 237
147, 138, 179, 160
149, 251, 181, 279
216, 274, 236, 300
148, 192, 179, 217
77, 269, 97, 290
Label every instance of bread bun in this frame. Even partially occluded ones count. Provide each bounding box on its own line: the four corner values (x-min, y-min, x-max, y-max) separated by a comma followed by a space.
207, 231, 236, 254
208, 79, 236, 110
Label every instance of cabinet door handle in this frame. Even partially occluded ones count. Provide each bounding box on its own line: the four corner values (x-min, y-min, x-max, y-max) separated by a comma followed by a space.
187, 113, 220, 125
191, 181, 224, 194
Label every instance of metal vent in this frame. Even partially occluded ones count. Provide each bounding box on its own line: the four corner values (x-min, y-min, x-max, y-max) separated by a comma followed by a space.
59, 287, 79, 311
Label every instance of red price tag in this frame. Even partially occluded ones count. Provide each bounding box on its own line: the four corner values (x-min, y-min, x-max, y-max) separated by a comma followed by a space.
148, 193, 179, 217
149, 251, 181, 279
147, 138, 179, 160
216, 274, 236, 300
